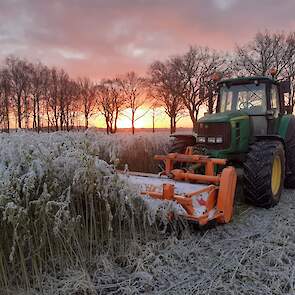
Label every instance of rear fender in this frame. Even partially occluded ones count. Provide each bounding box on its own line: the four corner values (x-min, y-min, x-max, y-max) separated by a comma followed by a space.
254, 135, 285, 148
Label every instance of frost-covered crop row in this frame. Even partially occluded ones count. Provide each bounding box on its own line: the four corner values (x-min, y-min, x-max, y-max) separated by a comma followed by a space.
0, 131, 172, 291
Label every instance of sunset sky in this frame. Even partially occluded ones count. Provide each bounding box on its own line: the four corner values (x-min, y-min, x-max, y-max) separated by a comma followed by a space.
1, 0, 295, 128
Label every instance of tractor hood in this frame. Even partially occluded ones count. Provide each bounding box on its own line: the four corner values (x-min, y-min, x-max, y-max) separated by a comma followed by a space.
198, 111, 249, 123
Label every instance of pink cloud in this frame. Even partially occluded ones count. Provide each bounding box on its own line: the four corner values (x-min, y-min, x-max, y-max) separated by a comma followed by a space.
0, 0, 295, 79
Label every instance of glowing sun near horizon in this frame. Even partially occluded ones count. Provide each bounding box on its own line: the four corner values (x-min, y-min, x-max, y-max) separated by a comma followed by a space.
116, 117, 146, 129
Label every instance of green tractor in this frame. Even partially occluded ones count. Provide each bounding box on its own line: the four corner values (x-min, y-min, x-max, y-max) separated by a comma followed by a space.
171, 76, 295, 208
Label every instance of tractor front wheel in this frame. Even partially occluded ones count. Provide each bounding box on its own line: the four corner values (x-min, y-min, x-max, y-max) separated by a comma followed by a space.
163, 136, 196, 171
169, 136, 196, 154
244, 141, 285, 208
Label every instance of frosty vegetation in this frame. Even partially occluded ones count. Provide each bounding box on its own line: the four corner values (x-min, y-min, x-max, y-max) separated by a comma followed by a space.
0, 131, 173, 293
1, 132, 295, 294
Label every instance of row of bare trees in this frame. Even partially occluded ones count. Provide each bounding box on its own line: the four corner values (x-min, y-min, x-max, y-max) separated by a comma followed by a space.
1, 31, 295, 134
0, 57, 148, 134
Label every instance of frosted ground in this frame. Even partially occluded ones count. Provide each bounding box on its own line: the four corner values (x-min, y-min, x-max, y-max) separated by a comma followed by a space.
0, 131, 294, 295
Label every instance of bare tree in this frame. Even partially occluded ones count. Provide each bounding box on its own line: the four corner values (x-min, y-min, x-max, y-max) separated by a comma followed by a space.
63, 79, 77, 131
149, 60, 185, 134
5, 56, 32, 129
0, 68, 12, 132
119, 72, 148, 134
30, 62, 50, 132
97, 79, 124, 134
58, 69, 69, 130
48, 68, 60, 131
151, 102, 163, 133
146, 84, 163, 133
77, 77, 97, 129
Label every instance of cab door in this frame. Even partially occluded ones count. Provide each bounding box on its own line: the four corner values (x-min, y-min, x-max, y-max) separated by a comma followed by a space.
268, 84, 281, 134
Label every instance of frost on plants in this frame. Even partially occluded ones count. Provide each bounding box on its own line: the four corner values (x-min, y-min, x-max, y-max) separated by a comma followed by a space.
1, 131, 295, 295
0, 131, 171, 291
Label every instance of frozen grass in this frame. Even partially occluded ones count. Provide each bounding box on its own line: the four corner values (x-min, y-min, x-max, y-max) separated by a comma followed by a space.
20, 190, 294, 295
0, 131, 173, 293
91, 131, 172, 173
1, 131, 295, 294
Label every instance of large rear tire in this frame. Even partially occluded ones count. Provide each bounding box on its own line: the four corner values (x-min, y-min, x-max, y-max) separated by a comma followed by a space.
244, 141, 285, 208
284, 117, 295, 188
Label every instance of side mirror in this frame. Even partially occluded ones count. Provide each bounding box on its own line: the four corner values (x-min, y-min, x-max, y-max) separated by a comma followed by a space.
285, 105, 293, 114
279, 80, 291, 94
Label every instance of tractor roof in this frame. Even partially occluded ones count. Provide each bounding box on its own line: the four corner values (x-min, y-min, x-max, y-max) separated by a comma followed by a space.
218, 76, 277, 85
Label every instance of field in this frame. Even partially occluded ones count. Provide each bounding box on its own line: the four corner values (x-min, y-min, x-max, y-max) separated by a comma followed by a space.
0, 131, 294, 295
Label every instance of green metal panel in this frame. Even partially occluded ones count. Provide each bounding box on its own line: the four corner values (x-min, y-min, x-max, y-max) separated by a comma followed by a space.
198, 112, 250, 159
278, 115, 293, 139
198, 111, 248, 123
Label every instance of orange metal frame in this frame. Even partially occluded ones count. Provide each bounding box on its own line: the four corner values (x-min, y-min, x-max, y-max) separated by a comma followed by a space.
141, 147, 237, 225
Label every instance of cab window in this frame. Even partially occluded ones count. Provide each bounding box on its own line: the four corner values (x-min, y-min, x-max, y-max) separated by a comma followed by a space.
219, 83, 267, 115
271, 85, 280, 115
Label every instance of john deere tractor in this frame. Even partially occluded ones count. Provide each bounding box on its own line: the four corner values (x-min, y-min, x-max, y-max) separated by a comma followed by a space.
171, 75, 295, 208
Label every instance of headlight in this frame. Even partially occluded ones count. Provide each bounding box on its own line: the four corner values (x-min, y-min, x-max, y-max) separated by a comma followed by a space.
216, 137, 223, 143
207, 137, 216, 143
196, 136, 206, 143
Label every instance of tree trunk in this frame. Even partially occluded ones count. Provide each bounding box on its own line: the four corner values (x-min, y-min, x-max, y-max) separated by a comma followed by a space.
84, 114, 89, 129
170, 116, 173, 134
37, 97, 40, 133
54, 110, 58, 131
33, 97, 37, 130
64, 103, 70, 131
110, 121, 114, 133
47, 108, 50, 133
24, 96, 30, 129
114, 109, 119, 133
60, 113, 64, 131
5, 96, 9, 133
17, 94, 22, 129
131, 111, 135, 135
46, 100, 50, 133
105, 115, 110, 134
172, 116, 176, 133
189, 109, 198, 132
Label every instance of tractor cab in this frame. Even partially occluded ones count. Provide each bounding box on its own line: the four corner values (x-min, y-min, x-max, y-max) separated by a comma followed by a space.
218, 77, 273, 116
217, 77, 287, 139
194, 76, 292, 160
217, 76, 292, 117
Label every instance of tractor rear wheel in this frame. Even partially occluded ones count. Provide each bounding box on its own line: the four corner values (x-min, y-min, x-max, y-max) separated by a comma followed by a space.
244, 141, 285, 208
284, 117, 295, 188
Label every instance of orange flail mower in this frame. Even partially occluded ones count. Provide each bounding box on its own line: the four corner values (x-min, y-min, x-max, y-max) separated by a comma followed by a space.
140, 148, 237, 225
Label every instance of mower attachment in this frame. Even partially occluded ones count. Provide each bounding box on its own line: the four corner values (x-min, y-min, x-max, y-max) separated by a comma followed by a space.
141, 149, 237, 225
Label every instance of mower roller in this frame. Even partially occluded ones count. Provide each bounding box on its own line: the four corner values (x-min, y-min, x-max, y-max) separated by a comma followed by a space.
128, 147, 237, 226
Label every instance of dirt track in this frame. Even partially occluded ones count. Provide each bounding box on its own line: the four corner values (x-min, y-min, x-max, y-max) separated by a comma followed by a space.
93, 189, 295, 295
